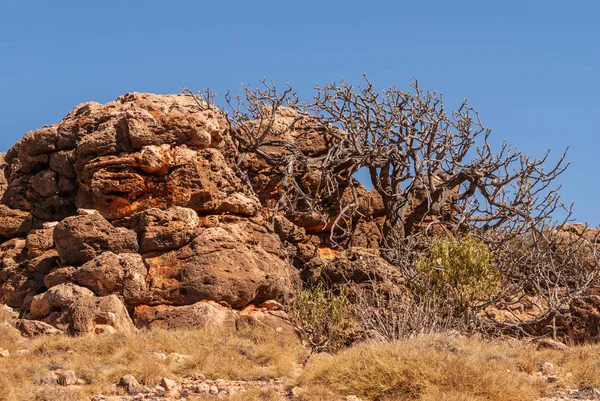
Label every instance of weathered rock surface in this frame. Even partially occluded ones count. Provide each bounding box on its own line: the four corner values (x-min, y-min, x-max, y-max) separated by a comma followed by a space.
133, 300, 295, 334
0, 93, 315, 335
54, 214, 139, 265
13, 319, 63, 337
142, 217, 299, 308
71, 252, 148, 305
67, 294, 136, 335
133, 301, 237, 331
302, 247, 402, 286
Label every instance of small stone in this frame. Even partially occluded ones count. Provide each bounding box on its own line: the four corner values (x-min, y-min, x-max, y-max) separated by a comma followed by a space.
58, 370, 77, 386
210, 385, 219, 395
0, 348, 10, 357
16, 350, 31, 355
119, 374, 141, 394
541, 362, 556, 376
195, 382, 211, 393
149, 351, 168, 361
259, 300, 284, 310
536, 338, 568, 351
345, 397, 362, 401
546, 375, 559, 383
160, 377, 178, 391
43, 221, 59, 229
77, 208, 98, 216
291, 387, 305, 398
140, 386, 153, 394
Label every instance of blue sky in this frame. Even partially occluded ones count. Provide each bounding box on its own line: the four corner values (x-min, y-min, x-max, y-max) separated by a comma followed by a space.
0, 1, 598, 224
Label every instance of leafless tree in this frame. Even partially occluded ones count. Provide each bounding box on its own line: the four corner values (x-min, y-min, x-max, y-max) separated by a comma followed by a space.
198, 77, 598, 339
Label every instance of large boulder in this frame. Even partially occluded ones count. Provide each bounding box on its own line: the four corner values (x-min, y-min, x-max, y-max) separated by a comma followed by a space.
125, 207, 199, 253
0, 238, 44, 308
29, 283, 94, 320
143, 218, 300, 308
133, 301, 295, 335
1, 92, 260, 222
67, 294, 136, 335
71, 251, 148, 306
0, 205, 34, 238
302, 247, 403, 286
13, 319, 63, 338
53, 214, 139, 265
133, 301, 237, 331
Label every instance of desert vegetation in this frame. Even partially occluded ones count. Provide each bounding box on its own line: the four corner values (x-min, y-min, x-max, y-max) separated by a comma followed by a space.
0, 77, 598, 400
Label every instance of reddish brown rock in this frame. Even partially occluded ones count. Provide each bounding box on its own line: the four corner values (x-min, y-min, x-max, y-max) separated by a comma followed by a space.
133, 301, 237, 331
302, 247, 402, 286
13, 319, 63, 338
71, 251, 148, 306
125, 207, 199, 253
237, 305, 296, 336
53, 214, 139, 265
143, 219, 299, 308
67, 294, 136, 335
0, 205, 34, 238
29, 283, 94, 320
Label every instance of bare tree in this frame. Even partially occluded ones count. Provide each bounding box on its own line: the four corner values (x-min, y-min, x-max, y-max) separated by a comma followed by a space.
200, 77, 598, 339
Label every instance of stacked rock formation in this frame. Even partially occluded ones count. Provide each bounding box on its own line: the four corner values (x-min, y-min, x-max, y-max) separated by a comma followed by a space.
0, 93, 388, 335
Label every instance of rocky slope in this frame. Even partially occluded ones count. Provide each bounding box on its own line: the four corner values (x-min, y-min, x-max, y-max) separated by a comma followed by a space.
0, 93, 387, 336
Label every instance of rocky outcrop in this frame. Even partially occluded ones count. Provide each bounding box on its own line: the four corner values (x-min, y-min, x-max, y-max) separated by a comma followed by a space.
0, 93, 308, 335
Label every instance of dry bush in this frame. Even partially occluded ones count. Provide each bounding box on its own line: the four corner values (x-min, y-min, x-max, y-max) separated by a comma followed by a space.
350, 282, 457, 342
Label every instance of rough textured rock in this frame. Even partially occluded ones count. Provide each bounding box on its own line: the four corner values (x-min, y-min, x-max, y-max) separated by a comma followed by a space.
14, 319, 63, 337
67, 294, 136, 335
133, 301, 237, 331
54, 214, 139, 265
125, 207, 199, 253
30, 283, 95, 320
237, 306, 296, 336
302, 247, 402, 286
0, 153, 7, 199
71, 252, 148, 306
0, 238, 44, 308
133, 300, 295, 335
0, 205, 34, 238
142, 218, 299, 308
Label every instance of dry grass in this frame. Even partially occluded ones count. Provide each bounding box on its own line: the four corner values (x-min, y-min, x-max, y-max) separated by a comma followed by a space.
296, 335, 550, 401
0, 325, 302, 400
3, 322, 600, 401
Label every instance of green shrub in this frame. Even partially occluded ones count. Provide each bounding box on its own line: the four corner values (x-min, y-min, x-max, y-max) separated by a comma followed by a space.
416, 235, 499, 309
289, 285, 355, 353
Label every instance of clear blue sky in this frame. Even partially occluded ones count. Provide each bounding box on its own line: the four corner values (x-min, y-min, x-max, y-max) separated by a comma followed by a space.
1, 1, 598, 225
